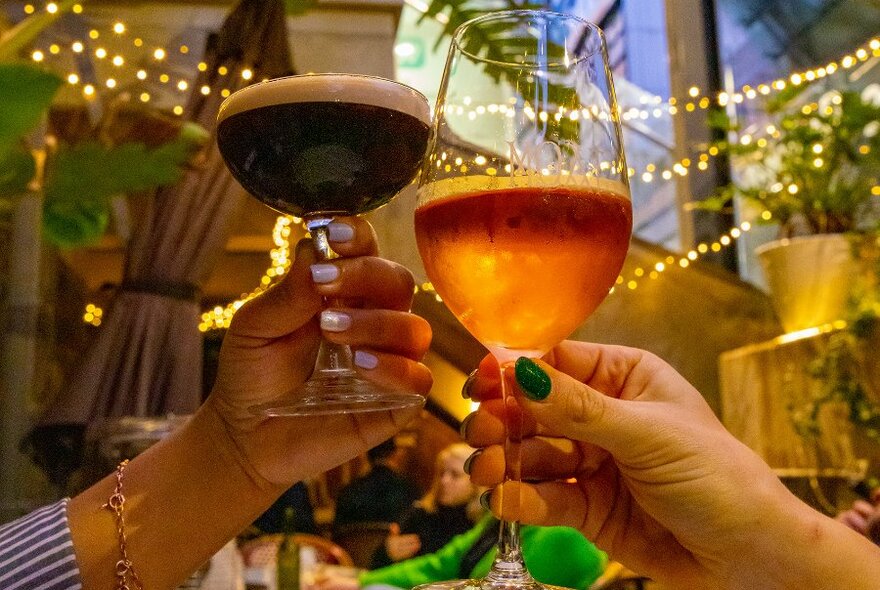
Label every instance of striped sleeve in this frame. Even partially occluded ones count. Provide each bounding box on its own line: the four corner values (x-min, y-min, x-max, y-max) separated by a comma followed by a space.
0, 499, 83, 590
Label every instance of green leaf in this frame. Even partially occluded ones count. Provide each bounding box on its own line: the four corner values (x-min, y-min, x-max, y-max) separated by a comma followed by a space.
0, 64, 62, 147
42, 133, 205, 248
0, 145, 36, 198
42, 188, 110, 248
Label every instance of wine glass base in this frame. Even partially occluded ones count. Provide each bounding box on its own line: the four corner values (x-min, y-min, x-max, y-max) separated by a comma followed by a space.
251, 372, 425, 417
414, 579, 567, 590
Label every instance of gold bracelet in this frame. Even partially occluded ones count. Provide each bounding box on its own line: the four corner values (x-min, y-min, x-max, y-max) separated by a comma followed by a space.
103, 460, 144, 590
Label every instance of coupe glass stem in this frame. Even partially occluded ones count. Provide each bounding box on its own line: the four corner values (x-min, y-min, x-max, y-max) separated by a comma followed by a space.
484, 360, 537, 589
307, 217, 360, 382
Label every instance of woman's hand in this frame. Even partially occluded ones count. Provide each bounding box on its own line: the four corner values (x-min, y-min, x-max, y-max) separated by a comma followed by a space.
461, 341, 880, 589
385, 523, 422, 561
206, 216, 433, 490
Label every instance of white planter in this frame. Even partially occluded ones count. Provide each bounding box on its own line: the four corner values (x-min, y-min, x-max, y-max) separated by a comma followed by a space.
755, 234, 858, 333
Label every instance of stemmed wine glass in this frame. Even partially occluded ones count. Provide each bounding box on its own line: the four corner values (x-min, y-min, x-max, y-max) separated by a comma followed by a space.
217, 73, 431, 416
414, 11, 631, 590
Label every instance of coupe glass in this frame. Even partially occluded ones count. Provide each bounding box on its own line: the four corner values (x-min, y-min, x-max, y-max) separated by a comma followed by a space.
414, 11, 631, 590
217, 73, 430, 416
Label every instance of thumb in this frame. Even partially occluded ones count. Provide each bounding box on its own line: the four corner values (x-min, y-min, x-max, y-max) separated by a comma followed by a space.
505, 357, 638, 455
228, 238, 322, 339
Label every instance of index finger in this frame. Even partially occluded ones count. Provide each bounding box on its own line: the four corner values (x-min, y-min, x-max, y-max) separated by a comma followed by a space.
324, 216, 379, 258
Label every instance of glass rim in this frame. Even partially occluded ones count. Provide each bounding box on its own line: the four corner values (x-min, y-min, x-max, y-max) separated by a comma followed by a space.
451, 10, 606, 70
217, 72, 429, 123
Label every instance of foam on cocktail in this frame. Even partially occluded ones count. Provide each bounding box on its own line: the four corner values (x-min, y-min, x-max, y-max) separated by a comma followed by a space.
418, 174, 631, 205
218, 73, 431, 126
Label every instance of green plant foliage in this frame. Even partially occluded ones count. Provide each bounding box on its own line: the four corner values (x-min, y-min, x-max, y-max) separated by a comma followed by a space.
0, 64, 61, 148
0, 146, 36, 204
42, 136, 206, 247
791, 237, 880, 442
698, 85, 880, 237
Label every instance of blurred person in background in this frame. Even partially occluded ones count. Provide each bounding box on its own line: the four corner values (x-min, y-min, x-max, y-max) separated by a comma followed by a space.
371, 442, 483, 568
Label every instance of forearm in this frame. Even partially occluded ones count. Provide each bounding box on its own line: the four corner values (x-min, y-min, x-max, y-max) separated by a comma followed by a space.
730, 488, 880, 590
68, 403, 286, 589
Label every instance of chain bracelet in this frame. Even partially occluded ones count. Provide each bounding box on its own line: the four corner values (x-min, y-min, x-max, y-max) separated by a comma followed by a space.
103, 460, 144, 590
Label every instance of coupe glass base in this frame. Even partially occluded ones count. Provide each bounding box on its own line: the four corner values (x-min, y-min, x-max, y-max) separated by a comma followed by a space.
252, 371, 425, 417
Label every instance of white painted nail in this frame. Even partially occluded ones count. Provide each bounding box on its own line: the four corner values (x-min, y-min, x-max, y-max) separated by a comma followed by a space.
310, 263, 339, 283
354, 350, 379, 370
320, 310, 352, 332
328, 222, 355, 243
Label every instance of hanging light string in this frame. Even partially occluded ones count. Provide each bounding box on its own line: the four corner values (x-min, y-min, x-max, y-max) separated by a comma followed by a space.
25, 1, 880, 121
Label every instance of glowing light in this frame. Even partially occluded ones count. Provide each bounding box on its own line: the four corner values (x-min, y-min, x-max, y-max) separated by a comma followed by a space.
177, 80, 188, 91
24, 5, 35, 14
89, 30, 99, 40
112, 55, 124, 67
136, 70, 147, 80
113, 22, 126, 34
72, 42, 83, 53
46, 3, 58, 14
31, 50, 44, 62
83, 84, 95, 96
173, 105, 184, 116
72, 3, 82, 13
140, 92, 150, 102
154, 48, 166, 60
49, 44, 60, 54
67, 73, 79, 84
105, 78, 116, 89
200, 85, 210, 95
242, 69, 253, 80
95, 48, 107, 59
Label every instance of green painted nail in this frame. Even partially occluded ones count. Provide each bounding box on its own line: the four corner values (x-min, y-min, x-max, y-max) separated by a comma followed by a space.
515, 357, 551, 401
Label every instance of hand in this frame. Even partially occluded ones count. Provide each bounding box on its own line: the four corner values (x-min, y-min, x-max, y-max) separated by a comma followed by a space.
461, 341, 829, 588
308, 571, 360, 590
837, 499, 878, 536
385, 523, 421, 561
205, 217, 433, 489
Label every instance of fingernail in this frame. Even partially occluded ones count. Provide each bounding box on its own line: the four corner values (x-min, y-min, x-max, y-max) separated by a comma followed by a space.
310, 263, 339, 284
320, 310, 352, 332
479, 489, 492, 511
328, 222, 354, 243
459, 412, 475, 439
354, 350, 379, 370
463, 449, 482, 475
515, 357, 551, 401
461, 369, 478, 399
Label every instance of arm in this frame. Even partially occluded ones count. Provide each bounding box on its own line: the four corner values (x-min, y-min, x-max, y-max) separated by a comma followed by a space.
464, 342, 880, 590
65, 218, 432, 590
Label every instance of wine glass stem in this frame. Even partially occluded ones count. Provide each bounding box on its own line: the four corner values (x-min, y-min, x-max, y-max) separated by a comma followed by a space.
484, 359, 534, 586
307, 217, 358, 380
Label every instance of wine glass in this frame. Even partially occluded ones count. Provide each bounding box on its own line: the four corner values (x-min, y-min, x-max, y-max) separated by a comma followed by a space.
217, 73, 431, 416
414, 11, 631, 590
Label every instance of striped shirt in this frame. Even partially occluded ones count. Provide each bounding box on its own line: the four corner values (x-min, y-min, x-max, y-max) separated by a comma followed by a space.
0, 500, 82, 590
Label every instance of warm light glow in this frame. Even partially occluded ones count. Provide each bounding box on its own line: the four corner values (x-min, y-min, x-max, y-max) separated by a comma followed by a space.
136, 70, 147, 80
154, 48, 166, 60
95, 48, 107, 59
159, 74, 170, 83
688, 86, 700, 97
180, 45, 189, 54
113, 22, 126, 34
83, 84, 95, 96
140, 92, 150, 102
177, 80, 188, 91
134, 38, 143, 47
46, 3, 58, 14
67, 73, 79, 84
112, 55, 124, 67
24, 4, 35, 14
218, 66, 228, 75
49, 44, 60, 54
200, 85, 210, 95
89, 30, 99, 40
241, 68, 253, 80
72, 3, 82, 13
105, 78, 116, 89
198, 62, 208, 72
72, 41, 83, 52
31, 50, 44, 62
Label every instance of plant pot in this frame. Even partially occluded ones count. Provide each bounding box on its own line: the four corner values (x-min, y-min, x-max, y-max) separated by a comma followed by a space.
755, 234, 858, 333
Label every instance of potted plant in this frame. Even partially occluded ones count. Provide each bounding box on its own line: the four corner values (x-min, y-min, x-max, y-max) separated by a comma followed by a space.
703, 83, 880, 333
